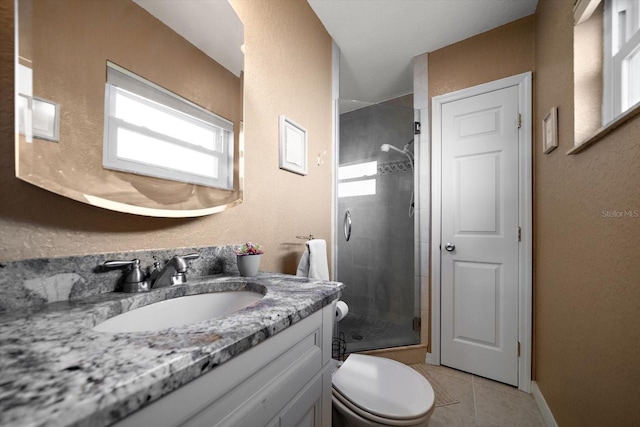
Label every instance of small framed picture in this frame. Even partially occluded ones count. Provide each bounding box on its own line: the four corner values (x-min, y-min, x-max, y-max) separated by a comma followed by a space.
542, 107, 558, 154
279, 115, 307, 175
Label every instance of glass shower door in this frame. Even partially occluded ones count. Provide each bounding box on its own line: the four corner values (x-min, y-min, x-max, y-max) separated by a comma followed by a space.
336, 97, 420, 353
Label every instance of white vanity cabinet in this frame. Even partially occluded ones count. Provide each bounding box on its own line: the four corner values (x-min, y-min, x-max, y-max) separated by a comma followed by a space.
114, 302, 336, 427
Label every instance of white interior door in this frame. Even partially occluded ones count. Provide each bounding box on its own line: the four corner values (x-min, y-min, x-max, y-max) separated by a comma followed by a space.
440, 86, 520, 386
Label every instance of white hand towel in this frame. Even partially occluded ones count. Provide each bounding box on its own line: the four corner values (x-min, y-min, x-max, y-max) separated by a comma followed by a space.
296, 239, 329, 280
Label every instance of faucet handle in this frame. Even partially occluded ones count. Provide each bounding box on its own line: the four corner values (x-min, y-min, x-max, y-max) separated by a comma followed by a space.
174, 253, 200, 272
103, 259, 149, 292
103, 259, 139, 269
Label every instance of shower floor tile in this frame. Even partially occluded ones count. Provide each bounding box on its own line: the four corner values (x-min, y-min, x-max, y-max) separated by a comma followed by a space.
337, 312, 419, 353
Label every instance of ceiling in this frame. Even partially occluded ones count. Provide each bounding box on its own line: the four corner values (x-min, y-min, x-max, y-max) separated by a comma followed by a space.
307, 0, 539, 104
133, 0, 243, 77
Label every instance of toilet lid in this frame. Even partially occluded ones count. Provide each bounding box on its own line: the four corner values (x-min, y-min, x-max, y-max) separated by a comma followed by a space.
332, 354, 435, 420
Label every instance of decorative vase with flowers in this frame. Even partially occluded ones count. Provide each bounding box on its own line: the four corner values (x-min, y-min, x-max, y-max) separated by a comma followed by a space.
234, 242, 264, 277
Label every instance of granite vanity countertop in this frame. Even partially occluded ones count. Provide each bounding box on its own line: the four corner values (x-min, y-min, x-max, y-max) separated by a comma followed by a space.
0, 273, 343, 427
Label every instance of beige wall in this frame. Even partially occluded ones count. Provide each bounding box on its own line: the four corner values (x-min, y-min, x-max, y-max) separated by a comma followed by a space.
428, 16, 535, 100
535, 0, 640, 425
0, 0, 334, 275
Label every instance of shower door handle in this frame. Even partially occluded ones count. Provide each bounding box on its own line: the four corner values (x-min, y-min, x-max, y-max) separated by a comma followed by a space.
343, 210, 352, 242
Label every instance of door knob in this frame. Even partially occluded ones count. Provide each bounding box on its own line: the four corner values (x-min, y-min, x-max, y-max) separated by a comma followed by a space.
444, 243, 456, 252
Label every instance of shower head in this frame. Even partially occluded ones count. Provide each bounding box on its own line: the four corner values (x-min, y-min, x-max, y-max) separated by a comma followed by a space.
380, 141, 415, 218
380, 143, 405, 154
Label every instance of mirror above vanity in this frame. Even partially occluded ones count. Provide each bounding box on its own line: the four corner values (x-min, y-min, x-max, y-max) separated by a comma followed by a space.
15, 0, 244, 217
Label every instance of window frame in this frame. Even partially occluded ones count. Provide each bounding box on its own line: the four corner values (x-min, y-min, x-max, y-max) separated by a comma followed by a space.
103, 62, 234, 190
603, 0, 640, 123
337, 160, 378, 198
570, 0, 640, 153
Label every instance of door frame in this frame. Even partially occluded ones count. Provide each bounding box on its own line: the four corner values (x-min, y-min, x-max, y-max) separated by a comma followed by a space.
429, 72, 533, 392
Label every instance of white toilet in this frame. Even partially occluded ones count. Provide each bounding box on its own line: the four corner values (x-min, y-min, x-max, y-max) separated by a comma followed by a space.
331, 353, 435, 427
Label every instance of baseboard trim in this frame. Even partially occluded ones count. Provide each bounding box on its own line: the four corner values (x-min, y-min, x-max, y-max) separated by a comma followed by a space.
532, 381, 558, 427
425, 352, 437, 365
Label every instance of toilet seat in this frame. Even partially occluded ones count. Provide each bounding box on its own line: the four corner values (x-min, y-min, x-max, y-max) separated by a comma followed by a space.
332, 387, 432, 426
332, 354, 435, 423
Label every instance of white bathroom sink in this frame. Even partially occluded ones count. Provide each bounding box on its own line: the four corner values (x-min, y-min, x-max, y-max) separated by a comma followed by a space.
93, 291, 264, 333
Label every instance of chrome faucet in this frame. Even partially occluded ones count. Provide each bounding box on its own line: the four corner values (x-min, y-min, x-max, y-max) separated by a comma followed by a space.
152, 253, 199, 289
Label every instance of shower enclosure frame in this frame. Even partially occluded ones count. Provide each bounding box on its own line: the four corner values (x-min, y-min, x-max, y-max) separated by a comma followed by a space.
330, 44, 429, 356
331, 98, 424, 353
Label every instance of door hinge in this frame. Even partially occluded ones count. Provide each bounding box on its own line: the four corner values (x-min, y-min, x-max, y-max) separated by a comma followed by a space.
518, 227, 522, 242
517, 113, 522, 129
414, 121, 421, 134
517, 341, 521, 357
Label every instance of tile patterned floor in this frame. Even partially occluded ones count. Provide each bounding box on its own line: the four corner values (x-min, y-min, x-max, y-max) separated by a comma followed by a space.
335, 314, 545, 426
420, 364, 546, 427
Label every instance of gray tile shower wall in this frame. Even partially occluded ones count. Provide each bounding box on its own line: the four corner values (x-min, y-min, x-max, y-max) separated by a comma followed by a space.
338, 99, 415, 325
0, 245, 241, 312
